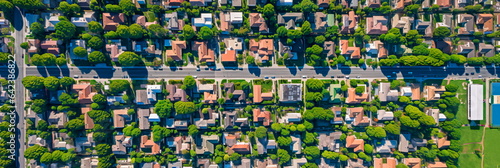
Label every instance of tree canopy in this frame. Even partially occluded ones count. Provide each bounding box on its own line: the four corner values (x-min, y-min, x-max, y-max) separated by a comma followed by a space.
54, 21, 76, 41
118, 51, 141, 66
154, 100, 173, 118
174, 101, 196, 114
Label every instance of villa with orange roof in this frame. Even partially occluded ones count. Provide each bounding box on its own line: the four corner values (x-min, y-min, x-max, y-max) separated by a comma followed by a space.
249, 39, 274, 63
373, 158, 396, 168
340, 40, 361, 59
166, 40, 186, 61
81, 107, 94, 130
102, 13, 125, 31
253, 85, 273, 103
140, 135, 161, 155
192, 41, 215, 63
346, 135, 364, 152
427, 162, 447, 168
71, 84, 97, 104
221, 50, 237, 63
477, 14, 494, 34
346, 87, 369, 104
253, 109, 271, 126
403, 158, 421, 168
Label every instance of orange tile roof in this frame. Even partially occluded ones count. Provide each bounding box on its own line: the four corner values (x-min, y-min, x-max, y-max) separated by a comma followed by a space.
220, 12, 230, 32
167, 40, 187, 61
193, 41, 215, 63
72, 84, 96, 104
253, 85, 263, 103
81, 107, 94, 130
427, 162, 447, 168
404, 158, 421, 168
103, 13, 125, 31
436, 0, 451, 7
204, 92, 217, 104
346, 88, 368, 103
374, 158, 396, 168
230, 143, 251, 153
113, 109, 128, 128
141, 135, 160, 155
477, 14, 493, 32
253, 109, 271, 126
437, 137, 450, 148
249, 13, 268, 32
346, 135, 364, 152
221, 50, 237, 62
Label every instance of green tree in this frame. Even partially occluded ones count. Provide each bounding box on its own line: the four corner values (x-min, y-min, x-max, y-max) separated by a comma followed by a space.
315, 35, 326, 44
174, 101, 196, 114
255, 126, 268, 139
188, 125, 199, 135
20, 42, 29, 49
54, 21, 76, 41
277, 149, 290, 164
92, 94, 107, 104
30, 22, 45, 39
65, 119, 84, 131
303, 132, 317, 145
301, 21, 313, 35
88, 36, 104, 49
385, 123, 401, 135
184, 76, 196, 89
88, 51, 106, 64
303, 146, 321, 160
60, 77, 76, 87
277, 26, 288, 37
404, 4, 420, 15
198, 26, 214, 40
147, 24, 167, 39
73, 46, 87, 57
40, 152, 52, 164
43, 76, 60, 91
88, 21, 103, 34
13, 0, 46, 11
412, 44, 430, 56
364, 144, 374, 154
433, 27, 451, 38
322, 151, 339, 160
246, 55, 255, 64
154, 99, 173, 118
405, 30, 422, 47
56, 57, 66, 66
95, 144, 111, 156
57, 1, 80, 16
366, 126, 387, 139
108, 80, 129, 94
467, 57, 484, 66
31, 53, 57, 66
25, 145, 48, 160
182, 25, 195, 40
306, 78, 324, 92
303, 107, 334, 121
118, 51, 141, 66
119, 0, 136, 16
261, 4, 275, 18
128, 24, 146, 40
450, 54, 467, 64
22, 76, 45, 90
105, 4, 122, 13
293, 0, 318, 12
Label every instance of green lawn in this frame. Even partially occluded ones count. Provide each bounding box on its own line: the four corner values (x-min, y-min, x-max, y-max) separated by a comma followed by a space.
449, 80, 469, 124
460, 127, 483, 144
254, 79, 273, 93
422, 79, 447, 86
458, 154, 482, 168
144, 11, 157, 22
484, 128, 500, 168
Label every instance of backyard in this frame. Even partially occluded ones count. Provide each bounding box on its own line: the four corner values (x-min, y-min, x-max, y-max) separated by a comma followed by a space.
483, 128, 500, 168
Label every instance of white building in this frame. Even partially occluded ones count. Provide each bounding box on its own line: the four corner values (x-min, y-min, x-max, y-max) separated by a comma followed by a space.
230, 12, 243, 23
146, 85, 162, 102
71, 11, 95, 27
193, 13, 213, 28
377, 110, 394, 121
468, 84, 484, 121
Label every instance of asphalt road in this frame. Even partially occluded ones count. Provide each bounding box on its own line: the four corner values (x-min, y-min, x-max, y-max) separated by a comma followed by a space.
5, 65, 498, 80
13, 7, 26, 168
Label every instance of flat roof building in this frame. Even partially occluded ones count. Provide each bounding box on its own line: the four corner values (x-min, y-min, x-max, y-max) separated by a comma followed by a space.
468, 84, 484, 121
279, 84, 302, 102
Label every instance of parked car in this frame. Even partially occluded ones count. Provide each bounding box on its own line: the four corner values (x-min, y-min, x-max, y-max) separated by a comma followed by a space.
302, 75, 307, 79
73, 75, 79, 78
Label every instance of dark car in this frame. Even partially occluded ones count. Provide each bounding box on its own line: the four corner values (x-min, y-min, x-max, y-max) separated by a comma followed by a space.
337, 75, 344, 78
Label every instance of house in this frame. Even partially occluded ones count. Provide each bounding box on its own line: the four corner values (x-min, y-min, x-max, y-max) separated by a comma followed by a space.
317, 132, 342, 152
41, 40, 60, 55
416, 20, 433, 37
423, 85, 446, 101
277, 0, 293, 6
399, 134, 412, 153
277, 13, 304, 29
166, 40, 186, 61
167, 136, 191, 154
279, 84, 302, 102
80, 157, 98, 168
192, 41, 216, 63
76, 133, 96, 152
140, 134, 161, 155
190, 0, 212, 6
366, 16, 388, 35
113, 109, 130, 128
340, 40, 361, 59
249, 13, 269, 33
223, 83, 246, 103
346, 107, 370, 126
229, 142, 251, 154
366, 40, 387, 58
253, 85, 273, 103
69, 39, 87, 60
393, 0, 412, 10
81, 107, 95, 130
199, 84, 217, 104
433, 40, 452, 54
367, 0, 381, 7
457, 40, 475, 58
27, 39, 40, 54
72, 84, 97, 104
219, 12, 230, 33
346, 135, 364, 152
403, 158, 421, 168
253, 108, 271, 126
165, 0, 185, 7
221, 50, 237, 63
224, 37, 244, 51
107, 95, 125, 105
311, 12, 328, 33
168, 161, 183, 168
324, 41, 336, 58
103, 13, 125, 31
106, 40, 126, 62
375, 139, 397, 153
41, 12, 60, 31
331, 107, 343, 124
392, 15, 413, 34
478, 43, 495, 57
340, 11, 358, 34
435, 14, 453, 29
166, 85, 187, 102
164, 12, 185, 31
468, 84, 484, 121
249, 39, 274, 63
195, 135, 219, 154
71, 11, 95, 27
342, 0, 359, 8
280, 113, 302, 123
427, 162, 447, 168
146, 85, 162, 103
224, 111, 249, 128
255, 159, 278, 168
149, 113, 161, 122
317, 0, 329, 8
112, 135, 132, 155
435, 0, 451, 7
378, 82, 399, 102
373, 158, 396, 168
136, 90, 150, 105
291, 135, 302, 154
27, 135, 46, 147
377, 110, 394, 121
52, 132, 75, 150
138, 108, 150, 130
346, 87, 368, 104
134, 15, 158, 28
458, 14, 474, 35
193, 13, 213, 28
194, 109, 218, 129
426, 108, 446, 124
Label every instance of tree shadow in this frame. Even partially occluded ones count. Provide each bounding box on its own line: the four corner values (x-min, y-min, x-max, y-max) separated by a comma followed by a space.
124, 66, 149, 79
313, 66, 329, 77
287, 66, 298, 76
13, 8, 23, 31
248, 65, 261, 77
340, 66, 351, 75
94, 67, 115, 78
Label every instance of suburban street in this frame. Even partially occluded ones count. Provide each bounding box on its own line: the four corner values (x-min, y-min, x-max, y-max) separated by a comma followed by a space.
3, 65, 498, 80
12, 6, 26, 168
